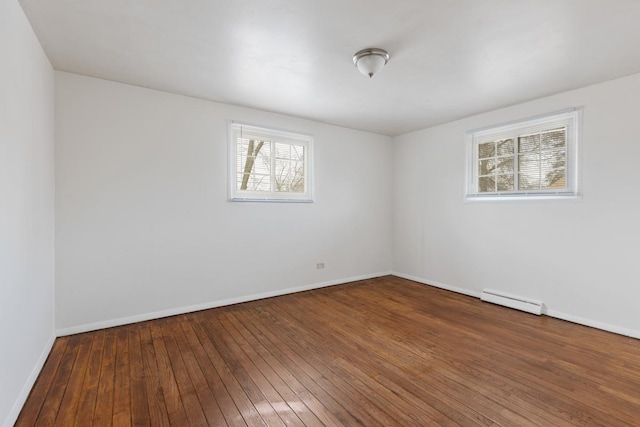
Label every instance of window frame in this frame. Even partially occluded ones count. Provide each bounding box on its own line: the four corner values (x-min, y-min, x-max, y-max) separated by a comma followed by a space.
228, 122, 314, 202
465, 108, 581, 201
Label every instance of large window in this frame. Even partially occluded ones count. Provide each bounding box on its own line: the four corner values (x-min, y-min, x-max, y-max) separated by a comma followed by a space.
466, 109, 580, 200
229, 122, 313, 202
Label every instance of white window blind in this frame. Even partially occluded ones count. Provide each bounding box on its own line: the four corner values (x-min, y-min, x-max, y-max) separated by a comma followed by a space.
229, 122, 313, 202
466, 109, 580, 200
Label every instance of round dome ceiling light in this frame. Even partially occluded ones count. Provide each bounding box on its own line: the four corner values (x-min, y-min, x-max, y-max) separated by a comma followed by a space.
353, 48, 390, 78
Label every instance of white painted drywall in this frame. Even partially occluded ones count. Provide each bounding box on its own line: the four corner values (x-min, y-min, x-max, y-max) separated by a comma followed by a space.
0, 1, 56, 426
55, 72, 392, 331
392, 72, 640, 336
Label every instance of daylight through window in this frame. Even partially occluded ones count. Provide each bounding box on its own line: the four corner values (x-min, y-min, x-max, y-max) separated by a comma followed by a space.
467, 109, 579, 200
229, 123, 313, 202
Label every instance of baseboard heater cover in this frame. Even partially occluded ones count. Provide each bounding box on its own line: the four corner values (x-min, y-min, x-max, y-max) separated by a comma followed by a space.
480, 289, 543, 315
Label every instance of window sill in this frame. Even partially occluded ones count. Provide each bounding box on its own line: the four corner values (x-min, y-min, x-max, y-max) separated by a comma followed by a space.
230, 197, 314, 203
465, 193, 581, 203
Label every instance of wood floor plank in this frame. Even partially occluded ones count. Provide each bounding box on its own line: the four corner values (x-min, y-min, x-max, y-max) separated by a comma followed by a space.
73, 330, 105, 425
242, 306, 394, 426
128, 323, 151, 426
330, 355, 457, 426
214, 314, 307, 427
304, 289, 543, 425
193, 313, 286, 426
112, 326, 131, 427
276, 297, 486, 424
165, 316, 228, 426
238, 308, 367, 426
177, 316, 247, 427
15, 337, 70, 427
53, 333, 94, 426
16, 276, 640, 426
148, 320, 190, 426
350, 284, 592, 425
261, 302, 417, 425
138, 322, 171, 427
355, 282, 635, 425
187, 314, 267, 426
223, 310, 343, 427
381, 280, 640, 425
93, 327, 117, 425
158, 317, 210, 427
263, 295, 479, 426
220, 313, 317, 426
347, 281, 618, 425
33, 335, 83, 426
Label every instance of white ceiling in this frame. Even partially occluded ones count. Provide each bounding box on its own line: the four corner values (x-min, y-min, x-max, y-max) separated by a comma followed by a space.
18, 0, 640, 136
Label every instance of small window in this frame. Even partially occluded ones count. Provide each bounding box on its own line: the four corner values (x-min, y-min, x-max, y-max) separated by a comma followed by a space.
229, 122, 313, 202
466, 109, 580, 200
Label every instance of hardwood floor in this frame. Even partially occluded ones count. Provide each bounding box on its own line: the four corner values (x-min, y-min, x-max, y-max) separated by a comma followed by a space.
16, 276, 640, 426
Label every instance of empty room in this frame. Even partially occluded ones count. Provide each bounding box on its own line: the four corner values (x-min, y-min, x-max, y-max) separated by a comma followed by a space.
3, 0, 640, 425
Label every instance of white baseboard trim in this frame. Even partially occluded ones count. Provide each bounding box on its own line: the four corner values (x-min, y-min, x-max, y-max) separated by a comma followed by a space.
546, 309, 640, 340
3, 332, 56, 427
390, 271, 481, 298
391, 272, 640, 340
56, 271, 392, 336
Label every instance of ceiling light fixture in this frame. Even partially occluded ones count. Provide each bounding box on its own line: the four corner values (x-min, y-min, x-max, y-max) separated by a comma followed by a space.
353, 48, 390, 78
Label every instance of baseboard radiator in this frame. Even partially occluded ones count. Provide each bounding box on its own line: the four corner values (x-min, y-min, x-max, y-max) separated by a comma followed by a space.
480, 289, 543, 315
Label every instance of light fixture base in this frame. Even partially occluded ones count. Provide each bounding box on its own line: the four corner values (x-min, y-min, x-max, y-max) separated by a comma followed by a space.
353, 48, 390, 78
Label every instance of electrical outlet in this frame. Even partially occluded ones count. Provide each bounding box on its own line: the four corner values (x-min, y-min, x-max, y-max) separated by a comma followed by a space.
316, 262, 325, 269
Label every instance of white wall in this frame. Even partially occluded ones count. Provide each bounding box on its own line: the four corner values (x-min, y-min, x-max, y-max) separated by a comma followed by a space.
55, 72, 392, 332
392, 72, 640, 337
0, 1, 56, 426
